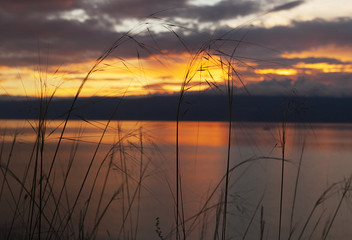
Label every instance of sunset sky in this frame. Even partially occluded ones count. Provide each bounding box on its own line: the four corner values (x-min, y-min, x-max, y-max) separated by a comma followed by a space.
1, 0, 351, 98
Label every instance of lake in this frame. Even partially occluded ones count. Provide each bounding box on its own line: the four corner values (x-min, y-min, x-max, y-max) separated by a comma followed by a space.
1, 120, 352, 240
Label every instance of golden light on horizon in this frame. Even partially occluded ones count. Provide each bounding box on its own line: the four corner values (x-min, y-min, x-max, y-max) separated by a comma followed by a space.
295, 62, 352, 73
0, 53, 233, 97
254, 68, 297, 76
282, 45, 352, 62
2, 43, 350, 98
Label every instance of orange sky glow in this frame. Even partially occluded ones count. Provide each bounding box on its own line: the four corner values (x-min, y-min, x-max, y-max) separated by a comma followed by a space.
1, 0, 351, 98
1, 43, 350, 98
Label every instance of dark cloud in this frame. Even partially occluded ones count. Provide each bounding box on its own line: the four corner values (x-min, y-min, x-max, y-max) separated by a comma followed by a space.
243, 18, 352, 53
310, 72, 352, 86
0, 11, 120, 66
96, 0, 261, 22
172, 1, 260, 22
0, 0, 305, 23
269, 0, 304, 12
97, 0, 188, 20
237, 77, 352, 97
0, 0, 350, 73
0, 0, 79, 14
96, 0, 305, 23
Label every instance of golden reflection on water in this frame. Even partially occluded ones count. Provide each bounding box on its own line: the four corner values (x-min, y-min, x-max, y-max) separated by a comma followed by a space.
3, 120, 352, 152
1, 120, 352, 239
147, 121, 230, 147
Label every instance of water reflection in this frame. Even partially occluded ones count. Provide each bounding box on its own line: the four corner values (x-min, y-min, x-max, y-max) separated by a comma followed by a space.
0, 120, 352, 239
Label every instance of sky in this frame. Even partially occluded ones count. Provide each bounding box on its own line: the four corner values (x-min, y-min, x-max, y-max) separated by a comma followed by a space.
1, 0, 352, 98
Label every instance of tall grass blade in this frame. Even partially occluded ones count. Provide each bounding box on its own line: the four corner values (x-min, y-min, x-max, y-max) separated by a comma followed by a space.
241, 193, 264, 240
322, 177, 351, 240
278, 101, 289, 240
288, 139, 306, 239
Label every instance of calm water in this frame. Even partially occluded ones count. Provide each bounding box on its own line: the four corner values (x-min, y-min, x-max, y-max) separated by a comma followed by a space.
1, 120, 352, 239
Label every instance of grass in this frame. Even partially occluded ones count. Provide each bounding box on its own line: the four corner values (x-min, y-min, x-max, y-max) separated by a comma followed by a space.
1, 14, 352, 240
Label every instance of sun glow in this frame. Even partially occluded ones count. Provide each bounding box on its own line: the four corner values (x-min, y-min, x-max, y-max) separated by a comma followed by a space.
282, 45, 352, 62
5, 43, 351, 98
295, 63, 352, 73
255, 68, 297, 75
0, 52, 235, 97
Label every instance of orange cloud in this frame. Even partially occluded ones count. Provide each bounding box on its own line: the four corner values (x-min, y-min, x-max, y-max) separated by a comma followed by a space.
254, 68, 297, 76
282, 44, 352, 62
0, 53, 223, 97
295, 62, 352, 73
0, 51, 270, 97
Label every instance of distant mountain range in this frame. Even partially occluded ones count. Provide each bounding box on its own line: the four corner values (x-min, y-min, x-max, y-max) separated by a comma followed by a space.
1, 94, 352, 122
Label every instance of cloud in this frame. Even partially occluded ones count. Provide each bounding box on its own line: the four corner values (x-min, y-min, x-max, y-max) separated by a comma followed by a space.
236, 77, 352, 97
174, 0, 260, 22
0, 0, 305, 26
0, 0, 351, 81
2, 15, 351, 67
0, 0, 78, 14
95, 0, 261, 23
243, 18, 352, 53
269, 0, 304, 12
96, 0, 188, 20
92, 0, 306, 23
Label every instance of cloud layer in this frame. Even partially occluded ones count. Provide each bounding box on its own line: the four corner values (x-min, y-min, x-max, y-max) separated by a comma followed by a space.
0, 0, 351, 97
